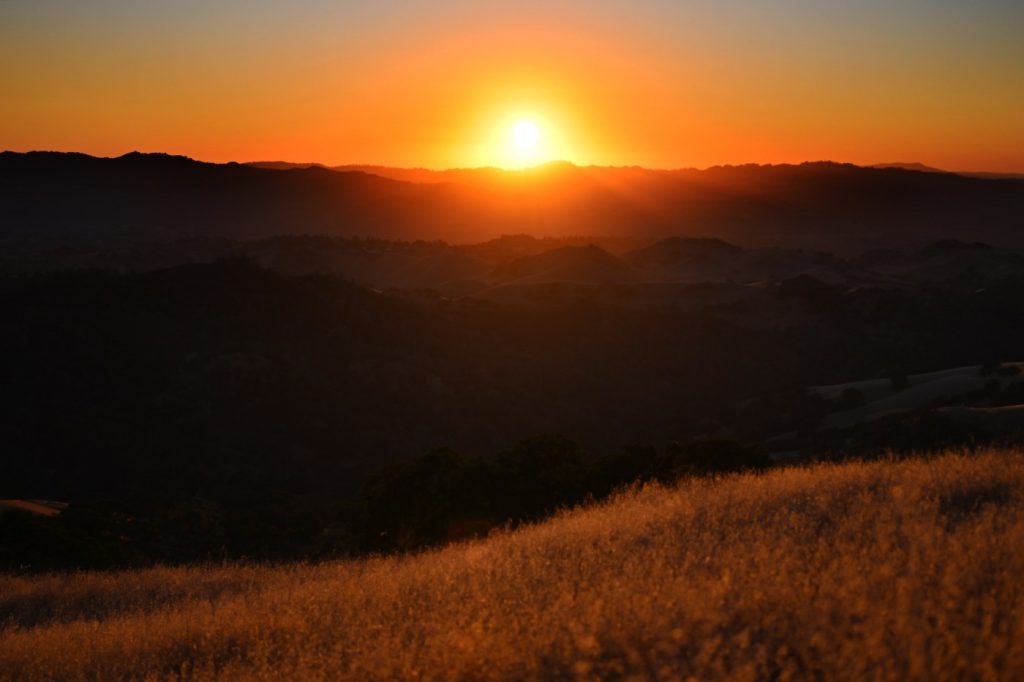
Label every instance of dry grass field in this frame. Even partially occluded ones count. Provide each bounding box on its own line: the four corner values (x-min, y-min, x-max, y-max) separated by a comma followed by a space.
2, 449, 1024, 681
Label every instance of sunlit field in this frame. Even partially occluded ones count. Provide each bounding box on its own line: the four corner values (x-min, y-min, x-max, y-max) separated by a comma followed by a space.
3, 450, 1023, 681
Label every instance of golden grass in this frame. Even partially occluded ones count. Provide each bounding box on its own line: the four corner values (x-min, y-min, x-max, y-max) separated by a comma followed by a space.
3, 450, 1024, 680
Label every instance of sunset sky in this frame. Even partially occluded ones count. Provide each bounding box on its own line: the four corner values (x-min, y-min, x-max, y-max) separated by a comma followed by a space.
2, 0, 1022, 171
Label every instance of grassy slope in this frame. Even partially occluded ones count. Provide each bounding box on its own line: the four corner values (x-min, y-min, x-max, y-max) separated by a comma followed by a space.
2, 450, 1023, 681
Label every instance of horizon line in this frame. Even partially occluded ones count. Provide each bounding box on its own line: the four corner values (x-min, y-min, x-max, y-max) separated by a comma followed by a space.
4, 148, 1024, 177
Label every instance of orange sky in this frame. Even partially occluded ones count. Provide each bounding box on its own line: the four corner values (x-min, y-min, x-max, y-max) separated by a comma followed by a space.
2, 1, 1023, 171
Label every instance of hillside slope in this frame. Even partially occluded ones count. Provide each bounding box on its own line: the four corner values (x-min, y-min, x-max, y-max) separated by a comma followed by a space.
2, 450, 1023, 680
5, 152, 1024, 255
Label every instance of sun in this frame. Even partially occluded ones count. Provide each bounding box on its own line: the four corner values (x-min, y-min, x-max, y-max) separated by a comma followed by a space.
481, 113, 564, 169
499, 117, 547, 168
511, 119, 540, 152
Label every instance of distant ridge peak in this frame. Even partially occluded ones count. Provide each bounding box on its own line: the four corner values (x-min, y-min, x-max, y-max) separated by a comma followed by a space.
870, 162, 949, 174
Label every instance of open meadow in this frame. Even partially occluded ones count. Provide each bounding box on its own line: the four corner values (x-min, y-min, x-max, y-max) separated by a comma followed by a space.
2, 449, 1023, 680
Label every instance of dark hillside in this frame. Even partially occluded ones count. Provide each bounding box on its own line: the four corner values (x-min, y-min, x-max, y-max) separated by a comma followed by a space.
4, 260, 1024, 506
4, 152, 1023, 256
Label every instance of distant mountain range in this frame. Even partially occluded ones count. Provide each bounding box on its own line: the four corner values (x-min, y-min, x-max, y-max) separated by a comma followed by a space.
3, 151, 1023, 258
868, 162, 1024, 180
254, 160, 1024, 183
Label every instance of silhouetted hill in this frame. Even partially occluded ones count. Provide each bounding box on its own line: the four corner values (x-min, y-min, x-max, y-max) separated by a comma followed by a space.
870, 162, 949, 174
330, 164, 510, 185
247, 160, 327, 171
493, 244, 635, 283
1, 151, 431, 248
4, 152, 1024, 260
963, 171, 1024, 181
870, 162, 1024, 181
624, 237, 743, 270
623, 237, 847, 285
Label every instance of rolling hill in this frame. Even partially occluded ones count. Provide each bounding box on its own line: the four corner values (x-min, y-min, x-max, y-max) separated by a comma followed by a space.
2, 450, 1022, 680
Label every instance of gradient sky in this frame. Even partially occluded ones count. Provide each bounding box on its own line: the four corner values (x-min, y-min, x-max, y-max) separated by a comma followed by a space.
2, 0, 1022, 170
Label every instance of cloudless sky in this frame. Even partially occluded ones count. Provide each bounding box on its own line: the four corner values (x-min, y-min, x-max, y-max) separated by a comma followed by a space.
2, 0, 1022, 170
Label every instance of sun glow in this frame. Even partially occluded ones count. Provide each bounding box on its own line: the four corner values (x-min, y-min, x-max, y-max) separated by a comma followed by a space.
474, 104, 581, 169
487, 115, 557, 169
511, 120, 540, 152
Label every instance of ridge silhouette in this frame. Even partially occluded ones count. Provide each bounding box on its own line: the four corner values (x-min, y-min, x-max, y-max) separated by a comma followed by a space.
3, 151, 1023, 255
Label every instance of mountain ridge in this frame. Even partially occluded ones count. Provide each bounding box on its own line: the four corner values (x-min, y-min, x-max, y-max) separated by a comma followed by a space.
4, 151, 1023, 255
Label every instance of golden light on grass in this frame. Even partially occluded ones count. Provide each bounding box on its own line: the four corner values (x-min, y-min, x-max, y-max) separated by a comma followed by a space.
2, 449, 1024, 680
